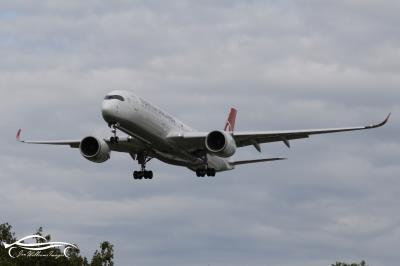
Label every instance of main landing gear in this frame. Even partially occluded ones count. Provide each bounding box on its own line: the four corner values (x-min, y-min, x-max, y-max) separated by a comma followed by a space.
195, 152, 216, 177
132, 153, 154, 180
196, 168, 216, 177
133, 170, 153, 179
108, 124, 154, 180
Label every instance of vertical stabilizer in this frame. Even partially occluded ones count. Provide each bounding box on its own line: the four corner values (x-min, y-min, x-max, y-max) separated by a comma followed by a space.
224, 108, 237, 132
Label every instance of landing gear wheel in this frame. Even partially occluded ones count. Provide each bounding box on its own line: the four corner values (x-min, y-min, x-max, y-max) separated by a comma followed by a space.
144, 171, 153, 179
110, 136, 119, 144
196, 168, 216, 177
196, 169, 206, 177
133, 171, 153, 180
133, 171, 144, 179
207, 168, 216, 177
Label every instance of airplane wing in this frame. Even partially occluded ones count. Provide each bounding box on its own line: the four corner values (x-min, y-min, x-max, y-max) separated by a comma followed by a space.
234, 113, 390, 150
231, 157, 286, 166
16, 129, 81, 148
16, 129, 145, 153
168, 113, 391, 151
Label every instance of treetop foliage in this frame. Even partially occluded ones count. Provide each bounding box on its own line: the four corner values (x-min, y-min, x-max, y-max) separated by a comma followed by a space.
0, 223, 114, 266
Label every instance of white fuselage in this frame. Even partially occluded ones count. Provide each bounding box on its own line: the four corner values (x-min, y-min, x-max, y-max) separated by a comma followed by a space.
101, 90, 233, 172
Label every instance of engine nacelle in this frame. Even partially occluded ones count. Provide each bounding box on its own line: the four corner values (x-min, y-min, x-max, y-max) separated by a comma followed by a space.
79, 136, 110, 163
205, 130, 237, 158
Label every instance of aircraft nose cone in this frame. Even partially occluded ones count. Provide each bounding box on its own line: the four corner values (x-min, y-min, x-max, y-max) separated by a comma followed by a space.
102, 100, 118, 123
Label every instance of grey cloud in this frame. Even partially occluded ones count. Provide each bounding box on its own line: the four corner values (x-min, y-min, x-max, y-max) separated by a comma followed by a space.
1, 1, 399, 266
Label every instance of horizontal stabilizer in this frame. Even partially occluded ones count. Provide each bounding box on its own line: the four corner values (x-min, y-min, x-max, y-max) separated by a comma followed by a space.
232, 157, 286, 166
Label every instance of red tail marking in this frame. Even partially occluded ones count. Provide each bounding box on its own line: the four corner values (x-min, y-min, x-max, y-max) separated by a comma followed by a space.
224, 108, 237, 132
16, 129, 22, 140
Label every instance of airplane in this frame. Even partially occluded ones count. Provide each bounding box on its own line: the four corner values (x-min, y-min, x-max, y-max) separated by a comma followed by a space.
16, 90, 391, 180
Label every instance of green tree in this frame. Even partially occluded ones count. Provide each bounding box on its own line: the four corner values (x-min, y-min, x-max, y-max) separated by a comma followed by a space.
0, 223, 17, 266
332, 261, 367, 266
90, 241, 114, 266
0, 222, 113, 266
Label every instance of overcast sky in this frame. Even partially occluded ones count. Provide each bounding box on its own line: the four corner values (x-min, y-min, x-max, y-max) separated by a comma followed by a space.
1, 1, 399, 265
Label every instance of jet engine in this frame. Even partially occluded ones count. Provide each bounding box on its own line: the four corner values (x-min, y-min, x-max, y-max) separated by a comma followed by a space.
205, 130, 237, 158
79, 136, 110, 163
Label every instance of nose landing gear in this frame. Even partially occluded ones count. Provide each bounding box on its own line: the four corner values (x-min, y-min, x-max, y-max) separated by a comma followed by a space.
109, 123, 120, 144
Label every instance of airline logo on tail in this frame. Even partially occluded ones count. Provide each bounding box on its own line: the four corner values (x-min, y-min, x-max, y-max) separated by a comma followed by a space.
224, 108, 237, 132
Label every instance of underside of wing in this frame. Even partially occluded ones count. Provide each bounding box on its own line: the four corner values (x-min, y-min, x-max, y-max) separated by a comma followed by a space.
232, 157, 286, 166
166, 131, 208, 152
233, 113, 391, 150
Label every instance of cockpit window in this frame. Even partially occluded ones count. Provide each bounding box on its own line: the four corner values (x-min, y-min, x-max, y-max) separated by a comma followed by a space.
104, 95, 125, 101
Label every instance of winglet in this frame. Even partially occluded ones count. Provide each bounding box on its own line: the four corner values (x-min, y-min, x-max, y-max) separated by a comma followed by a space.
16, 129, 22, 142
224, 108, 237, 132
366, 113, 391, 129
